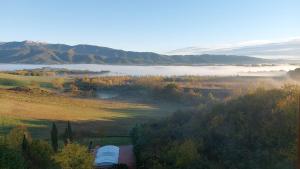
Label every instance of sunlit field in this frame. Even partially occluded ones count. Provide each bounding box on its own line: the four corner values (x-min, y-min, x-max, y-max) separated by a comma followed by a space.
1, 1, 299, 169
0, 89, 174, 139
0, 72, 58, 89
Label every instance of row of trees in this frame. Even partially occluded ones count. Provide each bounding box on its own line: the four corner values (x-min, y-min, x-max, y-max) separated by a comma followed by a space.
0, 122, 93, 169
131, 86, 298, 169
74, 76, 220, 106
50, 121, 73, 152
8, 70, 57, 76
1, 121, 130, 169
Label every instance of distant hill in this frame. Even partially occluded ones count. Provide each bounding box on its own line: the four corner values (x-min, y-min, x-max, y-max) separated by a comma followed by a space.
0, 41, 272, 65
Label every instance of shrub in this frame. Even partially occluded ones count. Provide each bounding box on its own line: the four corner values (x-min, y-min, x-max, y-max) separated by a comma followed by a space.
53, 143, 93, 169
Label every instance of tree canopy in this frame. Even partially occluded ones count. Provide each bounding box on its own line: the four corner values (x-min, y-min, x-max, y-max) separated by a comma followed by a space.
132, 86, 298, 169
53, 143, 93, 169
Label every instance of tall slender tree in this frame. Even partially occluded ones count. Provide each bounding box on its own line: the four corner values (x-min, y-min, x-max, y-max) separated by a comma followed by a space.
67, 121, 73, 142
88, 141, 93, 152
22, 134, 30, 165
22, 134, 28, 153
51, 122, 58, 152
64, 121, 73, 144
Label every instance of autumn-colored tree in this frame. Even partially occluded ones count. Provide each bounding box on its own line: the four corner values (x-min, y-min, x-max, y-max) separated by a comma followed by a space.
53, 144, 93, 169
52, 78, 65, 90
167, 140, 200, 168
7, 126, 32, 149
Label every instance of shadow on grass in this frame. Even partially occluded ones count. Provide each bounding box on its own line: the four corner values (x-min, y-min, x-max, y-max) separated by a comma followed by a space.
0, 119, 133, 146
0, 99, 179, 145
0, 111, 167, 140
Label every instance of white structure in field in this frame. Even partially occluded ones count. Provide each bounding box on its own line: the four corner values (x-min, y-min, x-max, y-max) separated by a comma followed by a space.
94, 145, 120, 167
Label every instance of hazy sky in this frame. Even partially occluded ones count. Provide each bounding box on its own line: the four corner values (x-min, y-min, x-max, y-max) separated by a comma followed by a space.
0, 0, 299, 52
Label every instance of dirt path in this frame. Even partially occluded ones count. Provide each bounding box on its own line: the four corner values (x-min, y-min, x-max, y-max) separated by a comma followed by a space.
119, 145, 136, 169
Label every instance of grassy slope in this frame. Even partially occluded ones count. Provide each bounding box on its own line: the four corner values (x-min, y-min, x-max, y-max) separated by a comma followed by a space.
0, 73, 182, 145
0, 72, 57, 89
0, 89, 174, 139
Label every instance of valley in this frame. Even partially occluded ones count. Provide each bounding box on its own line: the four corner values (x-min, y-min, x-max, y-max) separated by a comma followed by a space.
0, 67, 296, 140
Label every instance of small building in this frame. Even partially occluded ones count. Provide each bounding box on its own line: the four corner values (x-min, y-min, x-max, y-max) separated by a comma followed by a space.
94, 145, 120, 168
94, 145, 135, 169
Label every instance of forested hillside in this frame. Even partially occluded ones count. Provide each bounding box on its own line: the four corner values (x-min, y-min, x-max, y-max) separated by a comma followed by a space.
131, 86, 297, 169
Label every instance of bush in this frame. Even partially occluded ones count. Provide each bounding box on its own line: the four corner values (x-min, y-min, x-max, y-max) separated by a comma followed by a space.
6, 126, 32, 149
0, 145, 26, 169
28, 140, 55, 169
53, 143, 93, 169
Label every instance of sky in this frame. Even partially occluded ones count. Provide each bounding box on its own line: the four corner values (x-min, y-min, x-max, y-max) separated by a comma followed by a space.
0, 0, 299, 52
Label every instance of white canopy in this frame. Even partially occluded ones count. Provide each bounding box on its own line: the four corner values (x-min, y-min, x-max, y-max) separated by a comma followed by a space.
94, 145, 120, 166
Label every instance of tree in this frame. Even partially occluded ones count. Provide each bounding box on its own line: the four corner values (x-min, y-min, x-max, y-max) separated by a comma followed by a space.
70, 83, 79, 94
64, 121, 73, 144
0, 144, 26, 169
21, 134, 31, 168
7, 126, 32, 149
28, 140, 55, 169
133, 87, 297, 169
88, 141, 93, 152
169, 140, 200, 169
21, 135, 29, 153
52, 78, 65, 90
53, 143, 93, 169
51, 122, 58, 152
161, 83, 182, 102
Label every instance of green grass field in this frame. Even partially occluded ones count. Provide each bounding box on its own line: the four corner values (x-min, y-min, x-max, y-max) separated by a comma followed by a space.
0, 72, 179, 145
0, 72, 58, 88
1, 72, 268, 146
0, 88, 175, 140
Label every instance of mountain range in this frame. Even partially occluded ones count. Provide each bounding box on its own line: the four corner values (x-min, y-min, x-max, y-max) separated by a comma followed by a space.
166, 38, 300, 59
0, 40, 274, 65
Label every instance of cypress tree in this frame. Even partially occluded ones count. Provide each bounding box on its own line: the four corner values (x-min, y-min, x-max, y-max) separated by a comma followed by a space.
88, 141, 93, 152
51, 122, 58, 152
22, 134, 28, 153
22, 134, 30, 165
64, 121, 73, 144
67, 121, 73, 142
63, 127, 69, 145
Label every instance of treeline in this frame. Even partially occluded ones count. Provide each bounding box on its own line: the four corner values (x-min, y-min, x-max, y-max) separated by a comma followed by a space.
0, 122, 94, 169
287, 68, 300, 80
0, 121, 130, 169
6, 68, 110, 77
8, 69, 57, 76
75, 76, 220, 105
131, 86, 297, 169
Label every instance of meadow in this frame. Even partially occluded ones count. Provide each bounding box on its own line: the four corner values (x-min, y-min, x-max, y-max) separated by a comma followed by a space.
0, 70, 289, 145
0, 72, 57, 89
0, 72, 178, 146
0, 88, 175, 137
